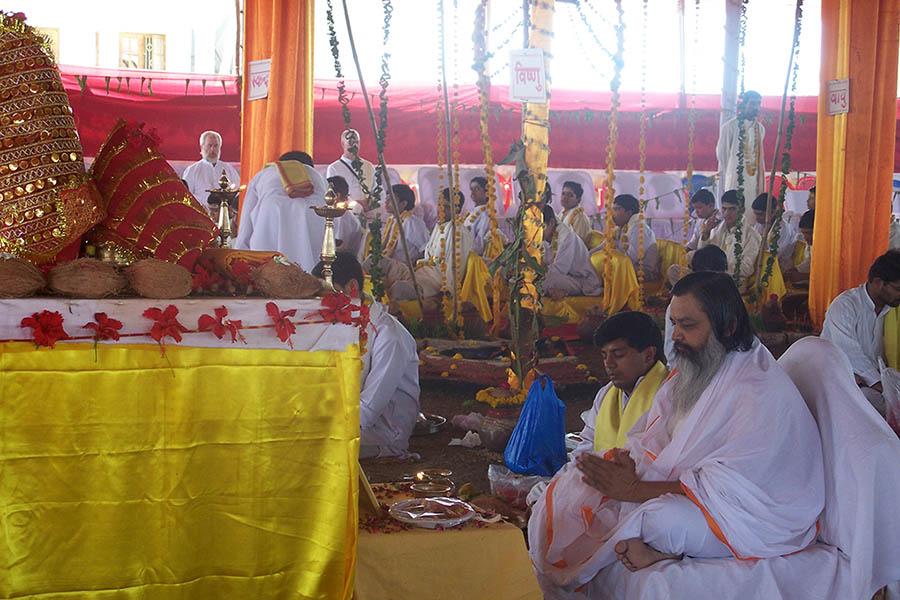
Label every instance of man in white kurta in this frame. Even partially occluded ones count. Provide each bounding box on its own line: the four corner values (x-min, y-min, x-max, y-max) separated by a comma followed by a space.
560, 181, 594, 248
529, 272, 824, 598
609, 194, 660, 280
716, 90, 765, 225
314, 253, 420, 459
182, 130, 241, 204
543, 206, 603, 297
465, 176, 506, 256
696, 190, 761, 290
821, 250, 900, 416
414, 189, 474, 299
327, 175, 365, 256
382, 183, 430, 262
234, 155, 326, 272
325, 128, 382, 209
750, 193, 800, 272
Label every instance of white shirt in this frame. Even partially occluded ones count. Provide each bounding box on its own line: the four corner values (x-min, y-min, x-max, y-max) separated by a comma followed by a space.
182, 158, 240, 204
716, 117, 766, 222
359, 301, 421, 457
326, 155, 382, 206
753, 217, 800, 271
697, 219, 762, 283
423, 219, 474, 287
890, 219, 900, 250
821, 283, 890, 386
616, 213, 660, 279
234, 164, 326, 272
385, 211, 430, 261
336, 212, 364, 255
546, 222, 602, 293
561, 207, 593, 247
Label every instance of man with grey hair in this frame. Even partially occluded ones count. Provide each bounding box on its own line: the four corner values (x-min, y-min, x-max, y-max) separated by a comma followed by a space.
326, 128, 382, 210
182, 130, 240, 205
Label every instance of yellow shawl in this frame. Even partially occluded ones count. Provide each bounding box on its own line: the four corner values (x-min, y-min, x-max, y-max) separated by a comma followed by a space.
594, 361, 668, 451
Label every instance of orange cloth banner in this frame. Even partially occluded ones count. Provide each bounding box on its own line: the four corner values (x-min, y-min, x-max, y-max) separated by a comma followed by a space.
810, 0, 900, 325
240, 0, 315, 201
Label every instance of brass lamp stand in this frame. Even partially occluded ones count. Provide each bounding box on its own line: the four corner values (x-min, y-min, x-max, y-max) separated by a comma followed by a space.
206, 170, 239, 247
311, 187, 350, 292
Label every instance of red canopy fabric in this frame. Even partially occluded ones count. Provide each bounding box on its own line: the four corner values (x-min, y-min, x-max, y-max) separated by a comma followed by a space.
59, 67, 900, 171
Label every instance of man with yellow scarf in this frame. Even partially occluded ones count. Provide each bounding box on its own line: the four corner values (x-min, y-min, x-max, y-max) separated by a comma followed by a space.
575, 311, 668, 453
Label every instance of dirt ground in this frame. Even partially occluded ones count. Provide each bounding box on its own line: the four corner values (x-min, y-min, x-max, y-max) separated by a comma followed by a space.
361, 343, 605, 494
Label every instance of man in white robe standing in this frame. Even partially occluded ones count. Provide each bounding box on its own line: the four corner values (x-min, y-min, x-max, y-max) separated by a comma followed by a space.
234, 151, 326, 272
313, 253, 420, 459
182, 130, 241, 205
529, 271, 824, 598
326, 128, 382, 210
822, 250, 900, 416
543, 205, 603, 298
717, 90, 765, 225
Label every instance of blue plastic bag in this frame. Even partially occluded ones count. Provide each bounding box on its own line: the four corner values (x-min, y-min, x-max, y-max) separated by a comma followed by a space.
503, 374, 566, 476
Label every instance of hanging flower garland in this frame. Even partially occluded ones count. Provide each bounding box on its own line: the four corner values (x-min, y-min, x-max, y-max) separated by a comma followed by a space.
635, 0, 649, 307
472, 0, 505, 332
325, 0, 394, 299
602, 0, 626, 304
756, 0, 804, 296
731, 0, 750, 285
450, 1, 464, 326
681, 0, 700, 258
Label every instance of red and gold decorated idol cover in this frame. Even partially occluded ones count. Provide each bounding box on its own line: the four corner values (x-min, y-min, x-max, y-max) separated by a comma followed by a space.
89, 119, 217, 270
0, 12, 104, 263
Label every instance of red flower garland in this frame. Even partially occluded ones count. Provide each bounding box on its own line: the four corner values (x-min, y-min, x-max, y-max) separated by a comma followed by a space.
143, 304, 189, 354
20, 310, 68, 348
198, 306, 245, 344
266, 302, 297, 348
314, 292, 372, 345
83, 312, 123, 341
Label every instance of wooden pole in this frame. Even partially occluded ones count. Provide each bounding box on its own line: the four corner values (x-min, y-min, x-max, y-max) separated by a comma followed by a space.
340, 0, 425, 314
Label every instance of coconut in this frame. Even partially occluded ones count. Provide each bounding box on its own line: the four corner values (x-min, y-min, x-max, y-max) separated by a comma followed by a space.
47, 258, 126, 298
127, 258, 193, 299
252, 260, 322, 299
0, 256, 45, 297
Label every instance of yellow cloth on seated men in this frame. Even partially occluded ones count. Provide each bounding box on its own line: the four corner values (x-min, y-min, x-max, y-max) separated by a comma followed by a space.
594, 361, 668, 451
643, 239, 685, 297
792, 240, 808, 267
271, 160, 314, 197
0, 341, 360, 599
757, 251, 788, 300
541, 297, 583, 323
590, 249, 640, 314
587, 230, 605, 250
884, 306, 900, 370
459, 252, 493, 323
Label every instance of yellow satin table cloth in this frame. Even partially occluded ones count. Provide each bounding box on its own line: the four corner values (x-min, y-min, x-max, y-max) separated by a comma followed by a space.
355, 522, 541, 600
0, 341, 360, 599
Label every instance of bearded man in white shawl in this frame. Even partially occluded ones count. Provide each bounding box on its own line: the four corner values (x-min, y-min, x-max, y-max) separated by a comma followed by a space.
529, 271, 824, 598
234, 151, 326, 272
326, 128, 382, 210
313, 253, 420, 459
717, 90, 765, 224
542, 204, 603, 298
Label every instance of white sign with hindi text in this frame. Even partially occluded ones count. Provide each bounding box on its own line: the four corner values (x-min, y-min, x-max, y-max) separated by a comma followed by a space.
827, 79, 849, 115
509, 49, 547, 103
248, 59, 272, 101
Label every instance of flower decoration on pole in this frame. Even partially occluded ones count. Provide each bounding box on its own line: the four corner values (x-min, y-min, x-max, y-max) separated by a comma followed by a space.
143, 305, 189, 355
20, 310, 68, 348
266, 301, 297, 349
198, 306, 245, 344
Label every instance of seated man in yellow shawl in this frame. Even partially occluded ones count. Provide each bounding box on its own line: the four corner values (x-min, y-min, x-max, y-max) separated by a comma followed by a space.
575, 311, 668, 455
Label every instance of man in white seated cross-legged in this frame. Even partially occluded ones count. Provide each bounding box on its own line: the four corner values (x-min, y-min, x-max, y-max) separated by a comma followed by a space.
542, 204, 602, 299
313, 253, 420, 459
529, 271, 824, 597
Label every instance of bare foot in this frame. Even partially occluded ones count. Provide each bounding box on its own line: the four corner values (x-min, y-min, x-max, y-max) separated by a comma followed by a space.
614, 538, 682, 572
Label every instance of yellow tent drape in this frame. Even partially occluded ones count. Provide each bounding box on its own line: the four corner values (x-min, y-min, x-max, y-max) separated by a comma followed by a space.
809, 0, 899, 325
240, 0, 315, 212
